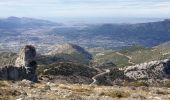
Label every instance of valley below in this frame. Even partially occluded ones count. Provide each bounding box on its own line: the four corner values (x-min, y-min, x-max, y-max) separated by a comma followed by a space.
0, 17, 170, 100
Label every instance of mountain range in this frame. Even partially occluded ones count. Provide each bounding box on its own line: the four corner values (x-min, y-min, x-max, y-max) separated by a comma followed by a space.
1, 17, 170, 99
0, 17, 170, 53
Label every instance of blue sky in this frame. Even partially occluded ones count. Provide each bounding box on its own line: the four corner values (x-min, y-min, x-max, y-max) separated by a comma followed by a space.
0, 0, 170, 22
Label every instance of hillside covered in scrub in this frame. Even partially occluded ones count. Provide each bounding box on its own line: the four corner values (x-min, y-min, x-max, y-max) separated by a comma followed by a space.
0, 43, 170, 85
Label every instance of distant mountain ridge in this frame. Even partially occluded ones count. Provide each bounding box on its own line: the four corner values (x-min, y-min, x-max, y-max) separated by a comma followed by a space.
46, 19, 170, 48
0, 17, 170, 51
0, 16, 61, 29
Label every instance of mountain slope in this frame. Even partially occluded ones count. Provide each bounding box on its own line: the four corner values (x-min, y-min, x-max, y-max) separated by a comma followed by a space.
37, 43, 93, 65
38, 62, 98, 84
48, 43, 92, 60
93, 44, 170, 68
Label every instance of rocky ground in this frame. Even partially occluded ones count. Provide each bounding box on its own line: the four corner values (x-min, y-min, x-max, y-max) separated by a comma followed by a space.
1, 80, 170, 100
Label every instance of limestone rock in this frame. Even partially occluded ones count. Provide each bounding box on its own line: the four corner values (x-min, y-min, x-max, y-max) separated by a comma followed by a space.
15, 45, 36, 67
124, 59, 170, 81
16, 45, 37, 81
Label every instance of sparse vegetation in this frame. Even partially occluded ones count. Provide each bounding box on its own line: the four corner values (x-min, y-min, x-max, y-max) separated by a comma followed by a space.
0, 81, 169, 99
154, 89, 170, 95
164, 80, 170, 88
93, 44, 170, 67
59, 84, 94, 96
0, 81, 7, 87
109, 68, 127, 80
37, 53, 91, 66
0, 88, 21, 100
40, 85, 51, 92
99, 90, 130, 98
93, 51, 130, 67
38, 62, 97, 77
128, 81, 149, 87
0, 52, 17, 66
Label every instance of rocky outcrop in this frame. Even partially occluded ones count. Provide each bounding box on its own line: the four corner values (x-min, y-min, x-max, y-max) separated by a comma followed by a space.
0, 45, 37, 82
15, 45, 36, 67
123, 59, 170, 83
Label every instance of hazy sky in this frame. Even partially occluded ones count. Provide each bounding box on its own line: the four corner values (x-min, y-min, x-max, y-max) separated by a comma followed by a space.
0, 0, 170, 22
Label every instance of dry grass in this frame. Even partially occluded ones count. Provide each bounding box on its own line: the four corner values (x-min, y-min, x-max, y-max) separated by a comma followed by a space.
0, 80, 15, 87
99, 90, 130, 98
164, 80, 170, 88
0, 88, 21, 100
59, 84, 94, 96
0, 81, 8, 87
155, 90, 170, 95
126, 81, 149, 87
0, 81, 169, 100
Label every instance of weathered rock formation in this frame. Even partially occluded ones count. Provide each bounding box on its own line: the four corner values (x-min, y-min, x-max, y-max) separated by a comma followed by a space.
0, 45, 37, 82
15, 45, 36, 67
124, 59, 170, 80
106, 59, 170, 86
